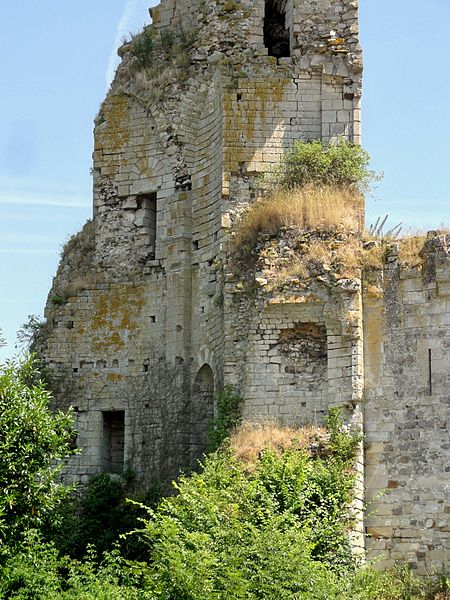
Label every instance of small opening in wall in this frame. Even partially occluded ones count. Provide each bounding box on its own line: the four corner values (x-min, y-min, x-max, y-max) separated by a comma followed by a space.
428, 349, 432, 395
73, 368, 78, 373
150, 315, 156, 323
236, 92, 243, 102
143, 363, 149, 372
264, 0, 290, 58
137, 192, 157, 260
192, 240, 199, 251
102, 411, 125, 474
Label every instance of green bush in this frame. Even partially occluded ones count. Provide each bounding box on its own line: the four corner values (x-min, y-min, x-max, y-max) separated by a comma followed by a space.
47, 473, 153, 561
274, 139, 379, 193
0, 356, 76, 553
135, 413, 360, 598
0, 532, 154, 599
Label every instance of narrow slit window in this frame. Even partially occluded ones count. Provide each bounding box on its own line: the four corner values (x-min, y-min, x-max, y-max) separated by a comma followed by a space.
264, 0, 290, 58
102, 411, 125, 474
428, 349, 432, 395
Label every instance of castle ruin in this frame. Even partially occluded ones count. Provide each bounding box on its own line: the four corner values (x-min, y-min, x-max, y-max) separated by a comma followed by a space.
41, 0, 449, 573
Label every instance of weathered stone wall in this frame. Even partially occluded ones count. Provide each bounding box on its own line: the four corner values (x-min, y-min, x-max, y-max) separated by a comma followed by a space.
226, 286, 364, 424
364, 234, 450, 574
39, 0, 450, 571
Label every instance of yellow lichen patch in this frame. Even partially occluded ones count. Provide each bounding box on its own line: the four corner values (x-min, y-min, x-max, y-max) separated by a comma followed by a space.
96, 95, 130, 154
90, 285, 146, 354
107, 373, 124, 383
223, 78, 288, 172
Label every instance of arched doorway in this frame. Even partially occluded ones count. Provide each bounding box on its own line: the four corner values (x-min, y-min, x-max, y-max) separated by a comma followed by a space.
189, 364, 214, 467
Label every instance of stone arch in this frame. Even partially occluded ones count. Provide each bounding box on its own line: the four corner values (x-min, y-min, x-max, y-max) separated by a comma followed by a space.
189, 363, 215, 466
264, 0, 291, 58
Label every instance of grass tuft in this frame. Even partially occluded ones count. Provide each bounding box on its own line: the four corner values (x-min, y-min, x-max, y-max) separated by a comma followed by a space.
232, 185, 363, 250
229, 421, 327, 464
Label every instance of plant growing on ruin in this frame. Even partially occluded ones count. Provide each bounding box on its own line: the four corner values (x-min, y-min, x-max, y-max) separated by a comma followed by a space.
16, 314, 47, 353
274, 139, 380, 193
207, 385, 243, 451
130, 27, 154, 69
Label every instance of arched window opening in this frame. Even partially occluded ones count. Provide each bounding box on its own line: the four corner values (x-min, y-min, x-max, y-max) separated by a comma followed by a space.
189, 364, 214, 467
264, 0, 290, 58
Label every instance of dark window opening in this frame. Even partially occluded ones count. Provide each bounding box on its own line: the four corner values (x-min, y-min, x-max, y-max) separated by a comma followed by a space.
137, 192, 157, 259
102, 411, 125, 474
264, 0, 290, 58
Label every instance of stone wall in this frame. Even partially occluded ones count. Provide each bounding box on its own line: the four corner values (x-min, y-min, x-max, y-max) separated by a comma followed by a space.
364, 234, 450, 574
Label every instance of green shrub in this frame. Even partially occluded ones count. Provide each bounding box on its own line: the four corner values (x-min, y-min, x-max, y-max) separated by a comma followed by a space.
274, 139, 379, 193
136, 413, 360, 598
47, 473, 152, 561
0, 356, 76, 553
0, 532, 154, 599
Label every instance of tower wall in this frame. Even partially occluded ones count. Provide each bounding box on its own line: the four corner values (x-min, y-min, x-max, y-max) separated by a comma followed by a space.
364, 235, 450, 574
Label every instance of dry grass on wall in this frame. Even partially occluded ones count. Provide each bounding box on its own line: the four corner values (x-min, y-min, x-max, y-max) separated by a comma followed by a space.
397, 232, 428, 267
232, 186, 363, 249
229, 421, 328, 465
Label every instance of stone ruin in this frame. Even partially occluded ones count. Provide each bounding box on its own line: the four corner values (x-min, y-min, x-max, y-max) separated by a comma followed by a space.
40, 0, 449, 573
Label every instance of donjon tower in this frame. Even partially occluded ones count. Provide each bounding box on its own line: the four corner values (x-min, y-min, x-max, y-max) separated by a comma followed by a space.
41, 0, 450, 573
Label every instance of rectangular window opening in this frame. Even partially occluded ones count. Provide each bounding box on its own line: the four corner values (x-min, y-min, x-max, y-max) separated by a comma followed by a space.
137, 192, 157, 260
264, 0, 291, 58
102, 411, 125, 474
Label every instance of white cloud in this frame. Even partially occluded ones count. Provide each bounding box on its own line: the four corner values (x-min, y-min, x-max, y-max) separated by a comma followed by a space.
0, 192, 89, 209
105, 0, 152, 90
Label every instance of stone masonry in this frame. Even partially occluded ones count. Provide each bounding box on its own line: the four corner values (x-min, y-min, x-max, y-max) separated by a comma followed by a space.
40, 0, 448, 573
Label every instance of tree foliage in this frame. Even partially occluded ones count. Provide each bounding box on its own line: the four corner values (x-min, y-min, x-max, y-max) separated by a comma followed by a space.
135, 412, 361, 598
0, 356, 76, 551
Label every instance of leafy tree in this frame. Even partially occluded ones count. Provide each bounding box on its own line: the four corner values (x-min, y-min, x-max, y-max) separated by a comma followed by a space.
0, 355, 77, 552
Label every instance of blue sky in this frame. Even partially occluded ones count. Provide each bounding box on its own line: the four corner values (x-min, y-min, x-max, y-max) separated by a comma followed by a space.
1, 0, 449, 359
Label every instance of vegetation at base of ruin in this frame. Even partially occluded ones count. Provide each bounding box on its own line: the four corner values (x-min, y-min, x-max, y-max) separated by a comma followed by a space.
272, 139, 381, 194
0, 358, 448, 598
130, 410, 361, 598
45, 472, 153, 562
0, 356, 77, 554
207, 385, 243, 452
